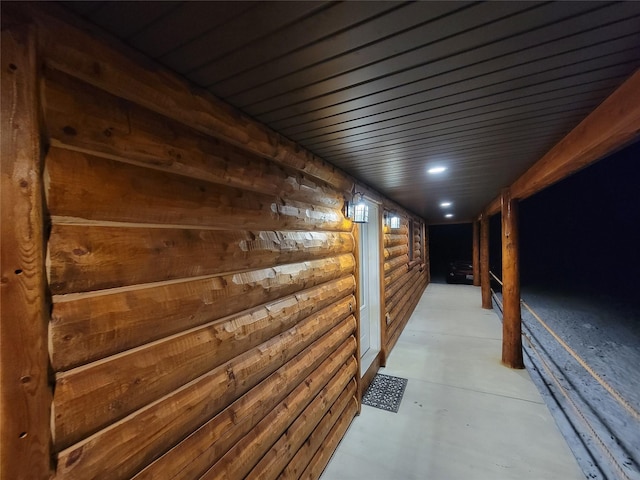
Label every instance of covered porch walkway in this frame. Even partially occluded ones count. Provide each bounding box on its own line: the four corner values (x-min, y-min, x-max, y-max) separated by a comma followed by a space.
321, 283, 584, 479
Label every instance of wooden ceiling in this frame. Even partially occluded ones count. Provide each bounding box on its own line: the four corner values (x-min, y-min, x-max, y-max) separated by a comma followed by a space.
60, 1, 640, 223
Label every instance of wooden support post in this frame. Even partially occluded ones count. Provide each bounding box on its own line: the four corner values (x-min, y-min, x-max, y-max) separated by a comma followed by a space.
480, 215, 492, 309
501, 189, 524, 369
1, 24, 51, 480
472, 220, 480, 287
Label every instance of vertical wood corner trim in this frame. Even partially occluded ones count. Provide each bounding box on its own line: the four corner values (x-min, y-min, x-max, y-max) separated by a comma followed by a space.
378, 212, 388, 368
1, 24, 51, 480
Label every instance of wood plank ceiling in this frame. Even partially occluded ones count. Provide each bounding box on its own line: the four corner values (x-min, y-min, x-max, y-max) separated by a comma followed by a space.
60, 1, 640, 223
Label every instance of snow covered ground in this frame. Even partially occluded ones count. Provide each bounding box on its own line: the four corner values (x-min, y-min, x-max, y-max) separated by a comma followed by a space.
493, 287, 640, 480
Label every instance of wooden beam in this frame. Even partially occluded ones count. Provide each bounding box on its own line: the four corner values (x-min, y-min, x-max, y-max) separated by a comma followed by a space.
472, 220, 480, 287
1, 23, 51, 480
484, 69, 640, 216
501, 189, 524, 369
480, 215, 492, 310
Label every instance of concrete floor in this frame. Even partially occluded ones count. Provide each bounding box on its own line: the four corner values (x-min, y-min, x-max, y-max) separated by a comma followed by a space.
321, 283, 585, 480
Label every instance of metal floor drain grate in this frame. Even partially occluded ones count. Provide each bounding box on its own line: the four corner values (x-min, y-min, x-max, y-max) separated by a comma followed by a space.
362, 373, 408, 413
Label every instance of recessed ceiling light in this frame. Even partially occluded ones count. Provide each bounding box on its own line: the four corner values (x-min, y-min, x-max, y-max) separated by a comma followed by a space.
440, 202, 452, 207
428, 166, 446, 174
445, 213, 454, 218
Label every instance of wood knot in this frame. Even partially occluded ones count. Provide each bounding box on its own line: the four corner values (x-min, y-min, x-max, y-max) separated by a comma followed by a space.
62, 126, 77, 136
65, 447, 83, 467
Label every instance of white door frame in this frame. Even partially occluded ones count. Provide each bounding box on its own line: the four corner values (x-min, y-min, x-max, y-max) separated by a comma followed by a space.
358, 200, 381, 376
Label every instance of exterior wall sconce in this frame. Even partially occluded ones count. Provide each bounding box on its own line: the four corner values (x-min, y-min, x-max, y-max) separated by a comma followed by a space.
346, 192, 369, 223
384, 211, 401, 229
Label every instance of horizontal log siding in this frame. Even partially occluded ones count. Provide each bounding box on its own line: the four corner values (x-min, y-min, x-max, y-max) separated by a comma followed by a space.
2, 5, 431, 478
50, 255, 355, 371
278, 383, 357, 479
43, 62, 358, 479
382, 215, 429, 355
247, 377, 357, 480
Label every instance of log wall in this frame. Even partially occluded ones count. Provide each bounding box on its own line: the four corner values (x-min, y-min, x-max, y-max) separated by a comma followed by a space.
1, 4, 428, 479
382, 214, 429, 356
42, 67, 359, 480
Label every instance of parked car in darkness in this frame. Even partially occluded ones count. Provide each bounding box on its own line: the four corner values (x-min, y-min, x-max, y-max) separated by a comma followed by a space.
447, 260, 474, 284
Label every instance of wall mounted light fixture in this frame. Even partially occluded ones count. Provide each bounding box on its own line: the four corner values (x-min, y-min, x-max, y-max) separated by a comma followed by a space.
346, 192, 369, 223
385, 211, 401, 229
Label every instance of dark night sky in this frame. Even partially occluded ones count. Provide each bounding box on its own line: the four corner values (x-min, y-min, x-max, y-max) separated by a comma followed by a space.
429, 140, 640, 305
429, 223, 473, 282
